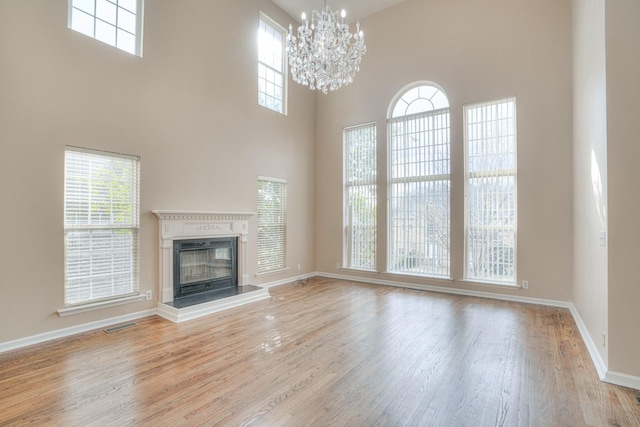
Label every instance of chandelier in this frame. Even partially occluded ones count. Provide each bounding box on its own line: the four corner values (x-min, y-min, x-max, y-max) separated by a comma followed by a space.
286, 0, 366, 94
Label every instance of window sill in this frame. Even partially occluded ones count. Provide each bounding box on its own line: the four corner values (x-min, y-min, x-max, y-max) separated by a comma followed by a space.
255, 267, 290, 278
459, 279, 520, 289
382, 271, 454, 283
339, 267, 379, 274
57, 294, 145, 317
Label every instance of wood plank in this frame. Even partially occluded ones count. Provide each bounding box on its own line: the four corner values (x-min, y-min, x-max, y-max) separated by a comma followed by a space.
0, 278, 638, 426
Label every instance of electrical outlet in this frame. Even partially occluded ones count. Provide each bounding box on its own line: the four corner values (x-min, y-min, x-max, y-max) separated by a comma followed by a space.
599, 231, 606, 247
336, 262, 340, 269
602, 332, 606, 347
522, 280, 529, 289
145, 290, 152, 301
297, 264, 301, 271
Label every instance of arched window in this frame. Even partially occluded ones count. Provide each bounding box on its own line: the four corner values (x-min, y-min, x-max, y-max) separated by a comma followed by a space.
389, 84, 449, 118
387, 83, 450, 277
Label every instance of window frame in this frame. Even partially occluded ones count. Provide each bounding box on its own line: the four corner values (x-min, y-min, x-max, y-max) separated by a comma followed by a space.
343, 122, 377, 272
63, 146, 140, 308
386, 83, 451, 279
258, 12, 287, 115
463, 97, 518, 285
257, 176, 288, 275
68, 0, 144, 56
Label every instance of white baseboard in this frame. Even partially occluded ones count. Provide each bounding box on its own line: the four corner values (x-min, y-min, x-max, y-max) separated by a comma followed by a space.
0, 309, 157, 354
259, 272, 318, 288
605, 371, 640, 391
318, 271, 573, 308
567, 304, 608, 381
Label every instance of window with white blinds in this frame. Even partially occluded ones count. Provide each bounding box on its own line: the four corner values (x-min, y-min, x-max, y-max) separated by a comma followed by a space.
388, 84, 450, 278
257, 177, 287, 273
64, 147, 140, 306
464, 98, 517, 284
68, 0, 144, 56
344, 123, 377, 271
258, 13, 286, 114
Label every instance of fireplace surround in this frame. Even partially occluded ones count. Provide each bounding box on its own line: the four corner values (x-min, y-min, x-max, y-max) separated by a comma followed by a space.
152, 211, 269, 322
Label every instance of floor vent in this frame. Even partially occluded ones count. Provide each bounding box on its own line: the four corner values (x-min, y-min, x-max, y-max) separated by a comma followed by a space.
104, 322, 137, 334
633, 395, 640, 405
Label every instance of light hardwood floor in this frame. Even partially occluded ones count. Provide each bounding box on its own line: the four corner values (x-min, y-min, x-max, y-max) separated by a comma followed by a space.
1, 277, 639, 426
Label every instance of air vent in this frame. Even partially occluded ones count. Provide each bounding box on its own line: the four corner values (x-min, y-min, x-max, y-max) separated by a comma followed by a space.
104, 322, 137, 334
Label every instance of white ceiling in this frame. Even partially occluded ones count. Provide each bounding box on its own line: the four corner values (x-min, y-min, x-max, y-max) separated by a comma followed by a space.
271, 0, 407, 23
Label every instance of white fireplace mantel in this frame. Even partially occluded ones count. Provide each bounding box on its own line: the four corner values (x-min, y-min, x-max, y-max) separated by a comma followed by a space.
152, 210, 255, 304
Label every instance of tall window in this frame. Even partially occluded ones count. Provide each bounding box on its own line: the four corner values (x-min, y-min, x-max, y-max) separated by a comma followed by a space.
388, 84, 450, 277
68, 0, 144, 56
258, 13, 286, 114
64, 147, 140, 306
464, 98, 517, 284
344, 123, 377, 271
257, 177, 287, 273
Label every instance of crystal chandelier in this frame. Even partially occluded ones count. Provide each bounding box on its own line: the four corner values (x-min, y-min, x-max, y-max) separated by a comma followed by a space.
286, 0, 366, 94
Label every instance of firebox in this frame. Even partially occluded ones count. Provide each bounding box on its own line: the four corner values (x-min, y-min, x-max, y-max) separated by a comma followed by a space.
173, 237, 238, 300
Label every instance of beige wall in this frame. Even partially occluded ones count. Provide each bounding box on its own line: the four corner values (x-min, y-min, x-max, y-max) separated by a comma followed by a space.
315, 0, 574, 300
0, 0, 316, 343
606, 0, 640, 377
571, 0, 608, 367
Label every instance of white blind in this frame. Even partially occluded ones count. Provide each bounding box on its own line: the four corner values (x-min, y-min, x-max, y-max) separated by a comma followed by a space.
464, 98, 517, 284
258, 13, 286, 114
257, 177, 287, 273
64, 147, 140, 306
344, 123, 377, 270
388, 109, 451, 277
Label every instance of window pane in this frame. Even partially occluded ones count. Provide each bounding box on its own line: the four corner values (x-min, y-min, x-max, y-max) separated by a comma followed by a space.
95, 19, 116, 45
68, 0, 142, 56
257, 178, 287, 273
464, 98, 517, 284
388, 89, 451, 278
118, 0, 137, 13
96, 0, 117, 25
344, 123, 377, 271
73, 0, 95, 15
71, 8, 95, 37
117, 29, 136, 54
64, 147, 140, 306
391, 85, 449, 118
258, 14, 286, 114
118, 7, 137, 34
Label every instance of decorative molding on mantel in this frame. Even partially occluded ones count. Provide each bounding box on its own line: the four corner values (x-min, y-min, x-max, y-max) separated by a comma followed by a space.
152, 210, 255, 221
151, 210, 256, 306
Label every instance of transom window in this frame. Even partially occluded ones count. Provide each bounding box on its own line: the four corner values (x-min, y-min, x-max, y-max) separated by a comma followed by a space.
64, 147, 140, 306
464, 98, 517, 284
258, 13, 287, 114
68, 0, 144, 56
390, 84, 450, 118
344, 123, 377, 271
387, 83, 451, 278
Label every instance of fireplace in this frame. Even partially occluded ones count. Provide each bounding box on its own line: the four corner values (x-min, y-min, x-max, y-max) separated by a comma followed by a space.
173, 237, 237, 299
152, 211, 270, 323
